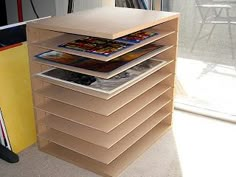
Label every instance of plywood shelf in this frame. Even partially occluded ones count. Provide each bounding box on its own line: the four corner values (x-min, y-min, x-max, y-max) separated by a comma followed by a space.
41, 121, 171, 177
27, 7, 179, 177
35, 71, 172, 115
32, 31, 175, 61
44, 98, 171, 148
27, 7, 179, 39
39, 110, 170, 164
36, 85, 172, 133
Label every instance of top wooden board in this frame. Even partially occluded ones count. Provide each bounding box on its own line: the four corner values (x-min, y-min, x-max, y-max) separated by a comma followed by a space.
27, 7, 179, 39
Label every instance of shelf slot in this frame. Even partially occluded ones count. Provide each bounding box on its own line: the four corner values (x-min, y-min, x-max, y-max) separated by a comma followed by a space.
32, 30, 175, 61
44, 97, 172, 148
40, 119, 171, 177
154, 32, 177, 46
34, 59, 172, 100
39, 112, 171, 164
35, 71, 172, 115
36, 84, 172, 133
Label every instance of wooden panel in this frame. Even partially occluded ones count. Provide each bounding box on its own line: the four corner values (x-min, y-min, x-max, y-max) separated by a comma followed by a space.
35, 71, 172, 115
33, 31, 175, 61
154, 32, 178, 46
26, 26, 63, 44
154, 18, 179, 32
33, 45, 173, 79
36, 84, 172, 133
28, 7, 179, 39
45, 98, 172, 148
35, 60, 173, 100
40, 120, 171, 177
156, 46, 177, 61
39, 109, 170, 164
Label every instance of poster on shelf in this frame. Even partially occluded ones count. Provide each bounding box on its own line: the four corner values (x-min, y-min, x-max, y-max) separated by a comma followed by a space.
58, 36, 133, 56
116, 30, 158, 43
35, 44, 166, 79
36, 59, 167, 94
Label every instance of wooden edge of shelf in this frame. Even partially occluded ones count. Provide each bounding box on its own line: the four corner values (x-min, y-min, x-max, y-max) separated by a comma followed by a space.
40, 121, 171, 177
32, 30, 176, 62
41, 98, 172, 149
35, 85, 172, 133
27, 7, 179, 39
34, 71, 172, 116
38, 110, 171, 164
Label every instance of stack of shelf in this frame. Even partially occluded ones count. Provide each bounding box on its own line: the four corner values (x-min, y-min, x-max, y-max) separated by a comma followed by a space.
27, 7, 179, 177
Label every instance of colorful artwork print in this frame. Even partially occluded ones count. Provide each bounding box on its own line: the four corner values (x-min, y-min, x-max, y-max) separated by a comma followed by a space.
117, 30, 158, 43
36, 51, 79, 64
41, 59, 165, 93
58, 36, 133, 56
36, 44, 164, 73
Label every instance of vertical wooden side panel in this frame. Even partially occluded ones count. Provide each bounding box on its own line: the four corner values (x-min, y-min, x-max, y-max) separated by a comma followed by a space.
26, 26, 54, 148
169, 18, 179, 125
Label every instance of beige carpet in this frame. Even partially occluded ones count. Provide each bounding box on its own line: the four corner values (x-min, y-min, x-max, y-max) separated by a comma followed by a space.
1, 111, 236, 177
